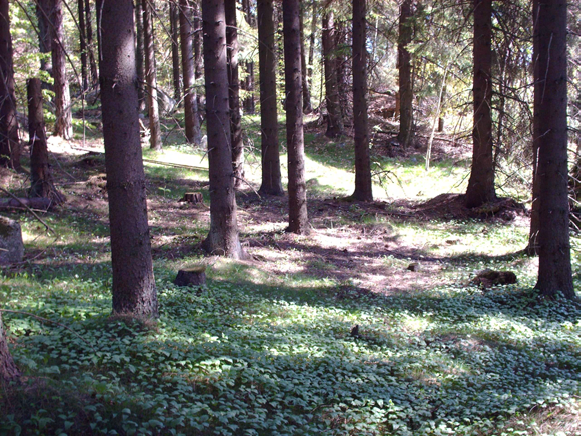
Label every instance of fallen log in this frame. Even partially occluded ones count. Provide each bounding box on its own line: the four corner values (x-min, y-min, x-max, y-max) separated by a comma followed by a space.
0, 197, 53, 211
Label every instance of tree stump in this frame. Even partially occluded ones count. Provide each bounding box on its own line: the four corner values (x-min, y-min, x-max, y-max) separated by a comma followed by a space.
0, 216, 24, 265
174, 266, 206, 288
179, 192, 203, 204
471, 269, 517, 289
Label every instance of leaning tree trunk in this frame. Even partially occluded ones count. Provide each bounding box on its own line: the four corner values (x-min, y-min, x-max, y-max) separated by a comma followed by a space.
465, 0, 495, 208
97, 0, 158, 316
0, 312, 19, 385
170, 1, 181, 103
225, 0, 245, 189
397, 0, 413, 148
533, 0, 574, 300
28, 78, 64, 204
0, 0, 21, 170
284, 0, 309, 234
50, 0, 73, 139
135, 0, 146, 112
257, 0, 283, 196
351, 0, 372, 201
143, 0, 162, 150
322, 11, 343, 138
201, 0, 244, 259
179, 0, 201, 145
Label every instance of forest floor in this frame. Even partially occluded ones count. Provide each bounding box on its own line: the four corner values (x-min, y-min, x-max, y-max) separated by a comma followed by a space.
1, 117, 580, 435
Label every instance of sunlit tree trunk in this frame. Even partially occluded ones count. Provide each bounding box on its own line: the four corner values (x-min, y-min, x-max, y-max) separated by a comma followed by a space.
97, 0, 158, 316
180, 0, 201, 145
143, 0, 162, 150
170, 1, 181, 103
532, 0, 574, 299
257, 0, 283, 195
135, 0, 146, 112
284, 0, 309, 233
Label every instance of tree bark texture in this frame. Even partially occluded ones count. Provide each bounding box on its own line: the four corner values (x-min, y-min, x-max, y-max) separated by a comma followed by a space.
36, 0, 52, 82
284, 0, 309, 234
170, 1, 181, 102
78, 0, 88, 91
0, 312, 19, 385
465, 0, 496, 208
201, 0, 244, 258
0, 0, 21, 169
97, 0, 158, 316
225, 0, 245, 189
50, 0, 73, 139
84, 0, 98, 87
397, 0, 413, 148
135, 0, 146, 111
193, 1, 203, 124
28, 78, 63, 203
257, 0, 283, 196
322, 11, 343, 138
299, 0, 312, 113
179, 0, 202, 145
532, 0, 574, 299
143, 0, 162, 150
351, 0, 372, 201
242, 61, 255, 114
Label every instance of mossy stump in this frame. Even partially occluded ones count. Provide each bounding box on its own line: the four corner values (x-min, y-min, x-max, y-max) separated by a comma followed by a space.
174, 266, 206, 289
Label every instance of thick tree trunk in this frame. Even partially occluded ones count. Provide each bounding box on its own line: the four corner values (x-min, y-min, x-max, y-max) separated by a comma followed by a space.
322, 12, 343, 138
179, 0, 201, 145
50, 0, 73, 140
397, 0, 413, 148
135, 0, 146, 112
78, 0, 88, 91
0, 0, 21, 169
299, 0, 312, 113
97, 0, 158, 316
465, 0, 496, 208
143, 0, 162, 150
351, 0, 372, 201
284, 0, 309, 234
201, 0, 244, 259
257, 0, 283, 196
170, 1, 181, 103
226, 0, 245, 189
84, 0, 98, 87
28, 79, 64, 204
0, 312, 19, 385
533, 0, 574, 299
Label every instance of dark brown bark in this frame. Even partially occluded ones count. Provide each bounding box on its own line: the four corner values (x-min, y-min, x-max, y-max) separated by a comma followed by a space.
179, 0, 201, 145
322, 11, 343, 138
28, 78, 64, 204
135, 0, 146, 112
36, 0, 52, 82
299, 0, 312, 113
84, 0, 98, 87
170, 1, 181, 102
226, 0, 244, 189
284, 0, 309, 234
0, 0, 20, 169
532, 0, 574, 299
336, 20, 350, 118
257, 0, 283, 196
78, 0, 88, 91
0, 312, 19, 385
50, 0, 73, 139
193, 0, 203, 124
201, 0, 244, 259
397, 0, 413, 147
307, 0, 316, 92
97, 0, 158, 316
143, 0, 162, 150
465, 0, 496, 208
242, 61, 255, 114
351, 0, 372, 201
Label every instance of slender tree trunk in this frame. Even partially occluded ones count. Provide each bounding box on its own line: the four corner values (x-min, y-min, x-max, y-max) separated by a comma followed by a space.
84, 0, 98, 87
193, 0, 203, 125
226, 0, 244, 189
465, 0, 495, 208
180, 0, 201, 145
299, 0, 312, 113
170, 1, 181, 103
0, 0, 21, 169
0, 312, 19, 385
78, 0, 88, 91
97, 0, 158, 316
36, 0, 52, 86
28, 78, 63, 203
284, 0, 309, 234
201, 0, 244, 259
352, 0, 372, 201
50, 0, 73, 140
307, 0, 316, 96
241, 0, 256, 114
143, 0, 162, 150
322, 11, 343, 138
533, 0, 574, 299
397, 0, 413, 148
336, 20, 350, 118
257, 0, 283, 195
135, 0, 146, 112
